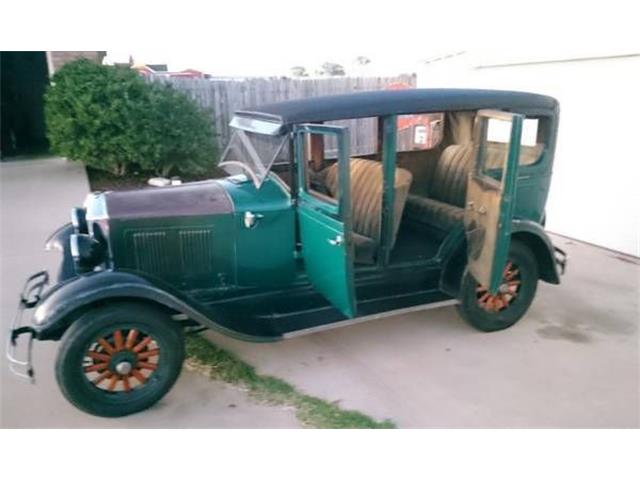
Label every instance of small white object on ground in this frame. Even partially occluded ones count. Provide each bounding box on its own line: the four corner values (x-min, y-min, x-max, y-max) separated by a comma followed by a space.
148, 177, 171, 187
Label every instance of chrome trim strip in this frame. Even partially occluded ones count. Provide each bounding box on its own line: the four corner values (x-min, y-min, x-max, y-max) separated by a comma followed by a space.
283, 299, 460, 338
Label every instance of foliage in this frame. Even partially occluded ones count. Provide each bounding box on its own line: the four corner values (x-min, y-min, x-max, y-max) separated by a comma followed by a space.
45, 59, 217, 177
290, 66, 309, 77
354, 56, 371, 66
318, 62, 346, 76
185, 334, 396, 429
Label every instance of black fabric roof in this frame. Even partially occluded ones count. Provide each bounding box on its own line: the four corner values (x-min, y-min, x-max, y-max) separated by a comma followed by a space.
234, 88, 558, 125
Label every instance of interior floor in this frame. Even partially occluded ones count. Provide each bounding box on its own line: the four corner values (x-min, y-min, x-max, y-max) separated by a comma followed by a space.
389, 220, 444, 264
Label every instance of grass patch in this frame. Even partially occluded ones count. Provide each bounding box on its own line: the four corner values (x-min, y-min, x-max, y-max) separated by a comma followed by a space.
185, 335, 395, 429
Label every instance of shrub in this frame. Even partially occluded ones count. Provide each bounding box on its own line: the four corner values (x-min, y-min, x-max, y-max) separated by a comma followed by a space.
45, 59, 217, 176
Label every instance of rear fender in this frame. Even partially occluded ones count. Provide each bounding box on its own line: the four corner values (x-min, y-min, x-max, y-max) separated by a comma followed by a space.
32, 270, 274, 342
511, 219, 562, 284
439, 220, 561, 296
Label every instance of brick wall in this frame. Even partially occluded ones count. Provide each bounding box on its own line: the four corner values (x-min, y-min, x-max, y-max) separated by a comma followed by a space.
46, 51, 106, 75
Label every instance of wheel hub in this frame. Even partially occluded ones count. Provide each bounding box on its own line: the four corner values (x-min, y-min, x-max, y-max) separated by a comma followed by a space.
115, 361, 133, 375
82, 328, 161, 393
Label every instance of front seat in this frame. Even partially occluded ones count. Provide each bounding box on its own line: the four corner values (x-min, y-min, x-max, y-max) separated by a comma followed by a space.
322, 158, 413, 264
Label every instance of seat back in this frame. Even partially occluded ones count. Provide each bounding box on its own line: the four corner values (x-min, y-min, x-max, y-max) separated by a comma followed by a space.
428, 144, 475, 208
428, 142, 544, 208
324, 158, 413, 247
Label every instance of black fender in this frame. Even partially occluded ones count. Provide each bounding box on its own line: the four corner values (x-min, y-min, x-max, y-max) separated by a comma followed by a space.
32, 270, 279, 342
439, 219, 561, 297
510, 219, 561, 284
44, 222, 77, 282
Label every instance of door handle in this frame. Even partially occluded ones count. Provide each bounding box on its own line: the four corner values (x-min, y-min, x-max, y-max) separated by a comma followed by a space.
243, 211, 264, 229
328, 234, 344, 246
467, 202, 487, 215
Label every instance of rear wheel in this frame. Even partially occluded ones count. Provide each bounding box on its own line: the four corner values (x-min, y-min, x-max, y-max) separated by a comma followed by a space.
456, 240, 538, 332
55, 302, 184, 417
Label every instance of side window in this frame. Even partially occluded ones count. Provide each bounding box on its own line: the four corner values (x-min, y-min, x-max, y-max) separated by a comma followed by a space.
300, 132, 338, 205
480, 117, 511, 183
485, 116, 545, 169
397, 113, 444, 152
519, 118, 545, 166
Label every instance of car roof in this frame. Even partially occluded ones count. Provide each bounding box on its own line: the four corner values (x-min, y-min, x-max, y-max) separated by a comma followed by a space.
233, 88, 559, 126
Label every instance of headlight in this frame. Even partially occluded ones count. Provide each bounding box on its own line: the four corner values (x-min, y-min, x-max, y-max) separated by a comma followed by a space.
71, 207, 88, 234
70, 233, 105, 272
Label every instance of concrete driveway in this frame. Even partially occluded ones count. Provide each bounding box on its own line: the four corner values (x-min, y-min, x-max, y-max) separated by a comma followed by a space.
206, 235, 639, 427
0, 158, 299, 428
2, 158, 638, 428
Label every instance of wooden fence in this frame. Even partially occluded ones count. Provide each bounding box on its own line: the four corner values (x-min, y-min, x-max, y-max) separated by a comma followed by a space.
149, 74, 416, 155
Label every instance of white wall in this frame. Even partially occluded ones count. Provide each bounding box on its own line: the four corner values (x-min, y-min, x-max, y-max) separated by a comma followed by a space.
418, 54, 640, 256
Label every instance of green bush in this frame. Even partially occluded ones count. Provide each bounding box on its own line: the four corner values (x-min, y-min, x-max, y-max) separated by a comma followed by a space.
45, 59, 217, 177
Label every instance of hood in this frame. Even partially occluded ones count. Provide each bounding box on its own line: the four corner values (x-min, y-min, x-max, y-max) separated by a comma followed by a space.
86, 180, 234, 221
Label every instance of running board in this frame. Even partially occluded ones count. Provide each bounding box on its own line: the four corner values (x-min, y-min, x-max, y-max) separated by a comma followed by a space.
283, 299, 459, 338
196, 286, 454, 340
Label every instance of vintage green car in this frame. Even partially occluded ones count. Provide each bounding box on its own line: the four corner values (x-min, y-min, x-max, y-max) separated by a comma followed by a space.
8, 89, 566, 417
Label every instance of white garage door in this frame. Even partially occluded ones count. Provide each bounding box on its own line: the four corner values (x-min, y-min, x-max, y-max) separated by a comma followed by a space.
419, 54, 640, 257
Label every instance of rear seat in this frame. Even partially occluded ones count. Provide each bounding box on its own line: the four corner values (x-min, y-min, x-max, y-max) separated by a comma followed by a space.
405, 143, 545, 233
404, 144, 474, 232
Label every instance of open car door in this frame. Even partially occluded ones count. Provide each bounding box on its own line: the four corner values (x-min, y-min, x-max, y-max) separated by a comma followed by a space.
465, 110, 523, 294
294, 124, 356, 318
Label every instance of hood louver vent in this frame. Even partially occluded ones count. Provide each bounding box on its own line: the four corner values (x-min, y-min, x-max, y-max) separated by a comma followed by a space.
128, 228, 216, 281
179, 229, 214, 275
132, 231, 171, 274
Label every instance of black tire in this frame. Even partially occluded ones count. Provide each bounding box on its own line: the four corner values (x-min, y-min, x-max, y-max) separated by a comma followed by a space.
456, 240, 538, 332
55, 302, 184, 417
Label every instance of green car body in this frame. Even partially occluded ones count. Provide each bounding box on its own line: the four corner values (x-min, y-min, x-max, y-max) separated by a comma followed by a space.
9, 88, 567, 383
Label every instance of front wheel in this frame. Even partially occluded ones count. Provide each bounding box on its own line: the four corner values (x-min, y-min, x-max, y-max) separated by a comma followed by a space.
456, 240, 539, 332
55, 302, 184, 417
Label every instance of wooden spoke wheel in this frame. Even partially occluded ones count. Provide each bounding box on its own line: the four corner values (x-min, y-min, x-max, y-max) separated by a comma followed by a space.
456, 240, 539, 332
475, 261, 522, 313
82, 328, 161, 393
55, 303, 184, 417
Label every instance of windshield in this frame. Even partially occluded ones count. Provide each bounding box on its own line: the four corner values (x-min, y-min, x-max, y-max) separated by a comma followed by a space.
219, 129, 289, 188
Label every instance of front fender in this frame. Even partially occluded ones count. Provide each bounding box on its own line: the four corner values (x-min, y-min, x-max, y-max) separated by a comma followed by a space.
32, 270, 275, 342
44, 223, 77, 282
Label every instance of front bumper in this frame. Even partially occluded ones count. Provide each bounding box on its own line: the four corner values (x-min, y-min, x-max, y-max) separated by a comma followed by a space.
554, 246, 568, 276
6, 270, 49, 382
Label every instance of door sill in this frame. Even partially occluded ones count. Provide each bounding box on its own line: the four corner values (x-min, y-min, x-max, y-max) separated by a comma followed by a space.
283, 299, 459, 338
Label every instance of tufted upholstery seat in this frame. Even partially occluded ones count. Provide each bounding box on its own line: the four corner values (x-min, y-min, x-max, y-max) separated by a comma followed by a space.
404, 196, 466, 232
405, 144, 475, 232
323, 158, 413, 263
405, 142, 545, 233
